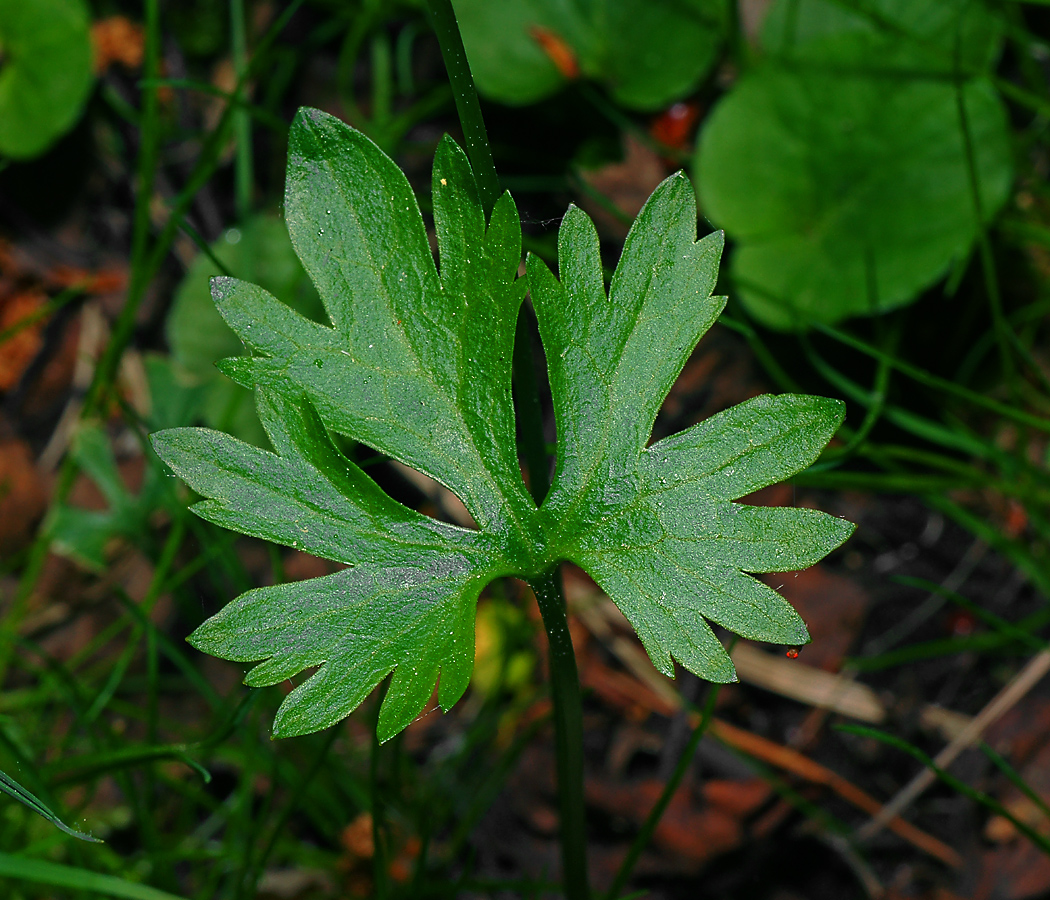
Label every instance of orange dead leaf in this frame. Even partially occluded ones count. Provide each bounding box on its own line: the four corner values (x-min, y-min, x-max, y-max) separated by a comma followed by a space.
702, 777, 770, 817
49, 265, 127, 295
529, 25, 579, 79
0, 239, 21, 278
1004, 499, 1029, 540
0, 292, 47, 391
92, 16, 145, 73
709, 718, 963, 868
388, 835, 421, 883
340, 812, 374, 859
576, 639, 961, 868
0, 438, 47, 552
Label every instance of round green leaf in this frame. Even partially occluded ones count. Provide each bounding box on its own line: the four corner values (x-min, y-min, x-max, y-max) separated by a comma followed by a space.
453, 0, 728, 111
167, 215, 324, 444
762, 0, 1003, 76
0, 0, 94, 160
696, 69, 1012, 328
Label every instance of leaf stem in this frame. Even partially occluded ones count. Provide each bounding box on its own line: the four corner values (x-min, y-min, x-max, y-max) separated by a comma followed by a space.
371, 687, 390, 900
425, 6, 586, 894
529, 570, 591, 900
425, 0, 552, 506
424, 0, 501, 213
230, 0, 253, 220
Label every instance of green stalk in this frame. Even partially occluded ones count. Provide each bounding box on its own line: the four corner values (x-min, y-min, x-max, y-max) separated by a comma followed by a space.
230, 0, 253, 220
371, 688, 390, 900
425, 0, 553, 505
242, 727, 340, 897
425, 3, 590, 895
424, 0, 500, 212
810, 320, 1050, 435
529, 570, 591, 900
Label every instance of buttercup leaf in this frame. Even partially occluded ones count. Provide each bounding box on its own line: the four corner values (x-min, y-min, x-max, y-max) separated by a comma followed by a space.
152, 108, 853, 740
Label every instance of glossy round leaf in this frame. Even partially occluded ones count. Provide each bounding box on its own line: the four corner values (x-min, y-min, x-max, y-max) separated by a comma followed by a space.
0, 0, 93, 159
453, 0, 728, 111
694, 0, 1011, 328
696, 70, 1012, 328
762, 0, 1003, 76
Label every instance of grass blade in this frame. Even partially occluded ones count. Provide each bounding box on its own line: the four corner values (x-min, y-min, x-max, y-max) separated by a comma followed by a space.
0, 854, 188, 900
0, 769, 101, 842
840, 724, 1050, 858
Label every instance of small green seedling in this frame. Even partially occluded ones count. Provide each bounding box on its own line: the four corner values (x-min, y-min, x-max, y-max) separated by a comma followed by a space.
152, 108, 853, 743
48, 356, 201, 571
168, 214, 324, 445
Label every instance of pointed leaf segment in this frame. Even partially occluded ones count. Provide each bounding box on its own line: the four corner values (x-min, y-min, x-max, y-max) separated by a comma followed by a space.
152, 108, 853, 741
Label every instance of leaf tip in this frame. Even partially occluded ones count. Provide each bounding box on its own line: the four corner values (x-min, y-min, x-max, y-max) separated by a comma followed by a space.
186, 612, 234, 657
708, 658, 738, 684
813, 395, 847, 424
293, 105, 328, 130
185, 622, 209, 653
271, 698, 326, 740
830, 399, 848, 428
209, 275, 236, 305
653, 168, 694, 202
216, 356, 255, 387
435, 131, 461, 154
289, 106, 355, 162
270, 719, 293, 741
791, 620, 812, 647
832, 515, 858, 548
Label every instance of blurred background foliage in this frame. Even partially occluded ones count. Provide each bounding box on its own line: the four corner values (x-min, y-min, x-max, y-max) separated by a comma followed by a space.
2, 0, 1050, 898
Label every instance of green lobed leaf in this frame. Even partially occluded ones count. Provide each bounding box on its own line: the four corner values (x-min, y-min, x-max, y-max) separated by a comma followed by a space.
154, 387, 511, 740
529, 184, 853, 678
153, 108, 853, 740
0, 0, 94, 160
452, 0, 729, 111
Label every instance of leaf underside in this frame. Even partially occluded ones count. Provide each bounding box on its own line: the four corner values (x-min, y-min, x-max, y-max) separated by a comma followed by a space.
152, 107, 853, 741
